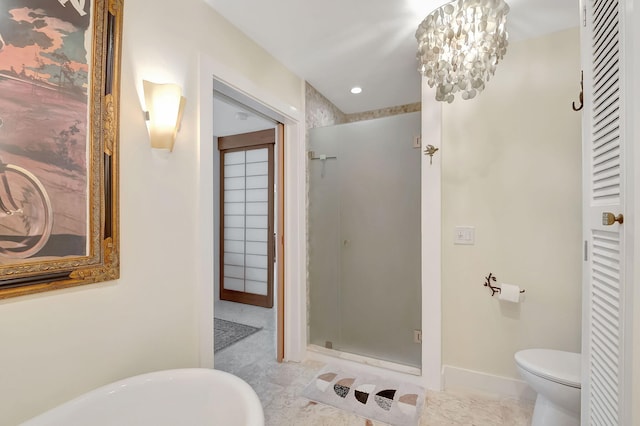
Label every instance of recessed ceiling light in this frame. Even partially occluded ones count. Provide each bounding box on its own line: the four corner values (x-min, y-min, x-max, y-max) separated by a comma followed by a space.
350, 86, 362, 94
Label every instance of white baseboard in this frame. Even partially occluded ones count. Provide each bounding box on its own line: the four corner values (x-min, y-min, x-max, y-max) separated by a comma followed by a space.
442, 365, 536, 401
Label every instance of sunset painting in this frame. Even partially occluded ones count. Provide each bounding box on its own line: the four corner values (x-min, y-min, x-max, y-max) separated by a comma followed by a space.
0, 0, 91, 263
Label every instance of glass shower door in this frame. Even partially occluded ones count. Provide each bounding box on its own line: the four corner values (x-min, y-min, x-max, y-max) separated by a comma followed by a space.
309, 112, 422, 369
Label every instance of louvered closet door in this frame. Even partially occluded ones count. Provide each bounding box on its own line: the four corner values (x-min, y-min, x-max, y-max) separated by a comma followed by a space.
581, 0, 631, 424
219, 129, 275, 308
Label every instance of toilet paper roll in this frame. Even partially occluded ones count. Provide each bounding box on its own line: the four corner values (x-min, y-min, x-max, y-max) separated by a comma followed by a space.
499, 283, 521, 303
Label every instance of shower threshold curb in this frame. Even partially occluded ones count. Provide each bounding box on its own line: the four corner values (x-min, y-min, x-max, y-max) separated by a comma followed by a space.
306, 344, 422, 377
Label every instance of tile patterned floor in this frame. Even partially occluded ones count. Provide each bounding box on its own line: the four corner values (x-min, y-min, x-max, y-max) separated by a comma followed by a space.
214, 300, 534, 425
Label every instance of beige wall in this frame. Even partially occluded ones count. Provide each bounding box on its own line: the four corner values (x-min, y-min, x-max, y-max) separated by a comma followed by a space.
0, 5, 586, 422
0, 0, 303, 424
442, 28, 583, 379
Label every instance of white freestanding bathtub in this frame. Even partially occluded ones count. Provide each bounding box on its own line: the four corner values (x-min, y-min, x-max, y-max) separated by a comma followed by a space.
21, 368, 264, 426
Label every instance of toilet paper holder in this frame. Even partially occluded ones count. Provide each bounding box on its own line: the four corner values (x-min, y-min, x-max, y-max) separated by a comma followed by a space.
484, 273, 526, 297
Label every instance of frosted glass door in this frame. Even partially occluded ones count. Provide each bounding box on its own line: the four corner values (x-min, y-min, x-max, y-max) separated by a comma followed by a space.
219, 131, 274, 308
337, 114, 421, 368
309, 112, 422, 368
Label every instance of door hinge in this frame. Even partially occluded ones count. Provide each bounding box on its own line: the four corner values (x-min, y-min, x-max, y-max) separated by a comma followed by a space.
584, 240, 589, 261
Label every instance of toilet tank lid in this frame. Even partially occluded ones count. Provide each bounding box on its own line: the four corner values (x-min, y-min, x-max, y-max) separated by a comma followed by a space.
515, 349, 581, 388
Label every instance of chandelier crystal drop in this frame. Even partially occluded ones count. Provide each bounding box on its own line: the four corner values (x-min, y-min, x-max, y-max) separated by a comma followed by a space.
415, 0, 510, 103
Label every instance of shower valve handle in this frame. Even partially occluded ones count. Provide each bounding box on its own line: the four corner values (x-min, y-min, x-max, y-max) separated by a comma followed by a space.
424, 144, 439, 165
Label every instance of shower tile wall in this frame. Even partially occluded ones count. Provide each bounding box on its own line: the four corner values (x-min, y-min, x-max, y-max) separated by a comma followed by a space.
345, 102, 421, 123
305, 83, 347, 130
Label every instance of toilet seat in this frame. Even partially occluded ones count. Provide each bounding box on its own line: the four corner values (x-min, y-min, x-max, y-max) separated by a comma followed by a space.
515, 349, 581, 388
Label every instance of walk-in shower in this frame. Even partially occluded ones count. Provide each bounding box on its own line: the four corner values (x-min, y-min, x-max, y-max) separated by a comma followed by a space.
308, 111, 422, 369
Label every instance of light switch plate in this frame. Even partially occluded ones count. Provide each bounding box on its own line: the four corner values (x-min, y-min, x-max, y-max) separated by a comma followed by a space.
454, 226, 475, 245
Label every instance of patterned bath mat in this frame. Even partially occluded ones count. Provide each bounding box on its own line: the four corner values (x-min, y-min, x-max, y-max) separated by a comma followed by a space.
302, 364, 426, 426
214, 318, 262, 353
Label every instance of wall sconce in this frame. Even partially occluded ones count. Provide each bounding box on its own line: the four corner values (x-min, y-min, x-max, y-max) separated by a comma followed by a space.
143, 80, 186, 152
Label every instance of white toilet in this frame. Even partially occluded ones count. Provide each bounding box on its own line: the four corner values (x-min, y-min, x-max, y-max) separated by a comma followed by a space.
515, 349, 581, 426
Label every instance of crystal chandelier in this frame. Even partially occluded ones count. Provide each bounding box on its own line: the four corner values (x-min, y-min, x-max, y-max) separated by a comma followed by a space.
415, 0, 510, 103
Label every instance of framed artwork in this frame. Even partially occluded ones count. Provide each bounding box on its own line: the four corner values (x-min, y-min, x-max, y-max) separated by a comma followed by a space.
0, 0, 122, 299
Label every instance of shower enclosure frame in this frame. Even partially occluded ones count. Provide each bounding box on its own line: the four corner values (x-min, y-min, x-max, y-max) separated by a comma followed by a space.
195, 53, 443, 391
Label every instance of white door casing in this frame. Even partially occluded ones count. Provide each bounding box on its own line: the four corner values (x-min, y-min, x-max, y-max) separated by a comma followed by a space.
197, 54, 307, 367
421, 84, 442, 390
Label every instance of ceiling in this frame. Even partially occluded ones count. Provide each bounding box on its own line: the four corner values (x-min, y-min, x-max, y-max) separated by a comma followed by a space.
213, 95, 275, 137
205, 0, 579, 114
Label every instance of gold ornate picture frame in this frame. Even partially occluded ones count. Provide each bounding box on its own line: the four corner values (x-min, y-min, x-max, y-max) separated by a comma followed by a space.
0, 0, 122, 299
